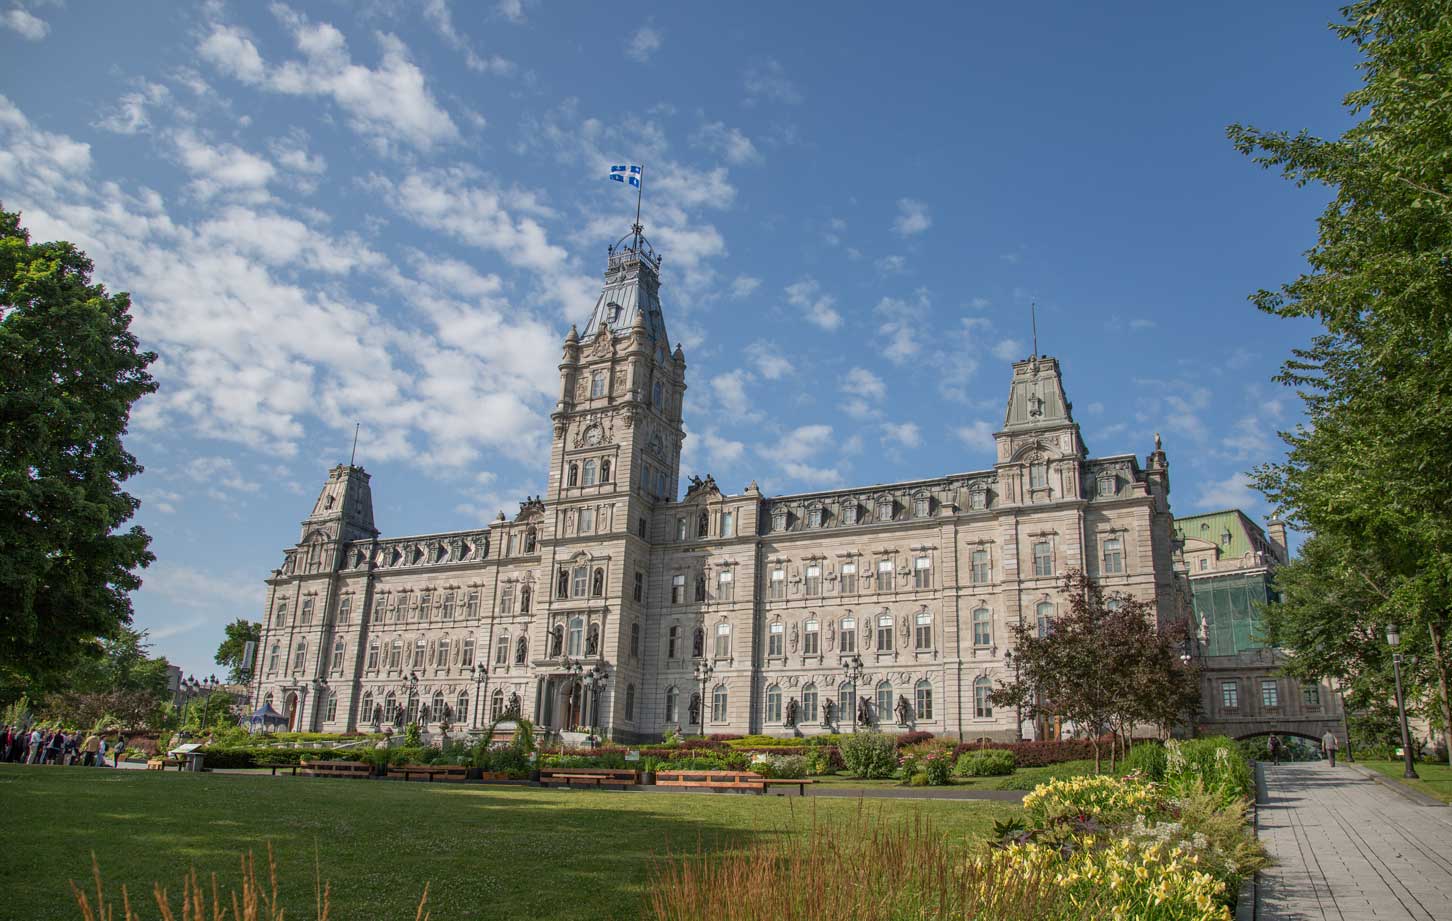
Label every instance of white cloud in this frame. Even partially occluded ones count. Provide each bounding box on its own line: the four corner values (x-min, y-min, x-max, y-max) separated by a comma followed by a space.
991, 338, 1024, 362
882, 422, 922, 449
745, 341, 792, 380
968, 296, 990, 309
955, 421, 996, 455
2, 6, 48, 40
785, 277, 840, 331
496, 0, 527, 24
710, 369, 757, 418
874, 293, 930, 365
875, 254, 906, 274
141, 562, 266, 612
1129, 318, 1157, 331
743, 59, 803, 105
183, 456, 261, 497
692, 121, 761, 165
1086, 401, 1105, 415
1194, 473, 1261, 512
699, 429, 745, 467
626, 25, 662, 63
893, 198, 931, 237
424, 0, 515, 75
757, 424, 842, 486
199, 9, 460, 152
94, 83, 170, 135
841, 367, 886, 401
728, 275, 761, 299
174, 130, 277, 199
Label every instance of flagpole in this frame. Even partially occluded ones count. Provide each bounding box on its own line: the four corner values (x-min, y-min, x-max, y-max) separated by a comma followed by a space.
633, 164, 645, 250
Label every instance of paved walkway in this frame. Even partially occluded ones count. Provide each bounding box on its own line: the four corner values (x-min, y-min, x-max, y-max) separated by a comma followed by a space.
1257, 761, 1452, 920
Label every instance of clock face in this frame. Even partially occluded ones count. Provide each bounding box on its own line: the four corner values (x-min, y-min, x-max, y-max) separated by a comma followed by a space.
583, 424, 603, 446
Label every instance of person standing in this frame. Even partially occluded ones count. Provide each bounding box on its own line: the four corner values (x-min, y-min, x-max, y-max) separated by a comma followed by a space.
81, 732, 100, 767
1322, 730, 1340, 767
111, 735, 126, 768
1268, 733, 1282, 766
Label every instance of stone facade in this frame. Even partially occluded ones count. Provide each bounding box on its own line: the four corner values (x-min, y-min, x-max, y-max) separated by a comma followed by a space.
249, 237, 1187, 743
1179, 510, 1346, 746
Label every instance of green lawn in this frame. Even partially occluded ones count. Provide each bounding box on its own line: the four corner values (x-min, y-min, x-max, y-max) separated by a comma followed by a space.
0, 765, 1017, 921
1359, 759, 1452, 804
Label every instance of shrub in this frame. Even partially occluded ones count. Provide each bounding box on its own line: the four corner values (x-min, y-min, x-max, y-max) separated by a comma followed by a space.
956, 749, 1016, 777
1121, 742, 1167, 780
706, 733, 743, 742
751, 754, 808, 779
803, 747, 844, 776
949, 739, 1101, 767
1165, 737, 1253, 806
894, 731, 935, 749
840, 732, 898, 779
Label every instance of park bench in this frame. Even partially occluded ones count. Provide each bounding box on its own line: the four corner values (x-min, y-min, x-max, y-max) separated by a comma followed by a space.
146, 757, 183, 771
538, 768, 638, 788
298, 759, 371, 779
261, 762, 299, 777
393, 764, 468, 783
654, 769, 815, 796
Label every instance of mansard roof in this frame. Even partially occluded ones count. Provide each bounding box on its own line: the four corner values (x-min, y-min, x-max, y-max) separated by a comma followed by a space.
580, 233, 668, 344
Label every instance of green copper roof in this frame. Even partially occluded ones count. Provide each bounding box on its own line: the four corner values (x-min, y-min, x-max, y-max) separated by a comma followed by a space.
1173, 509, 1268, 561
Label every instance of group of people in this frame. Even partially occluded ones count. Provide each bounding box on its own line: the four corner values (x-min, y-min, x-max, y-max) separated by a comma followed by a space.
1265, 730, 1342, 766
0, 725, 126, 767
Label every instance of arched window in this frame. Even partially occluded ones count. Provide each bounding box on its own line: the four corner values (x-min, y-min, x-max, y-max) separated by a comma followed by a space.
490, 688, 505, 720
915, 680, 933, 720
591, 568, 605, 597
332, 639, 346, 673
267, 643, 280, 673
520, 585, 532, 613
664, 686, 679, 723
974, 677, 993, 718
1036, 601, 1054, 637
802, 683, 818, 724
600, 459, 611, 483
567, 617, 584, 656
583, 459, 597, 486
692, 626, 704, 658
406, 693, 419, 725
766, 684, 782, 723
591, 371, 605, 398
972, 607, 992, 646
714, 623, 730, 658
361, 691, 374, 722
324, 690, 338, 723
625, 683, 636, 721
453, 691, 466, 724
711, 683, 728, 723
383, 691, 397, 722
875, 681, 893, 723
698, 511, 709, 537
495, 633, 510, 665
567, 463, 579, 487
292, 639, 307, 672
524, 528, 537, 553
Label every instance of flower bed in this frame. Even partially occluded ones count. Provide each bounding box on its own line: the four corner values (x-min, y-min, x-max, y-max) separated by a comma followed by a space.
951, 738, 1104, 767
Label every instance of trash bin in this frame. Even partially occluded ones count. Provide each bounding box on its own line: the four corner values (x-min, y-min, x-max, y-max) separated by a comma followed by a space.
185, 752, 205, 772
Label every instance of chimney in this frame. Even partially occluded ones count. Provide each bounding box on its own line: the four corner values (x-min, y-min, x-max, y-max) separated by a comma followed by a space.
1266, 518, 1289, 564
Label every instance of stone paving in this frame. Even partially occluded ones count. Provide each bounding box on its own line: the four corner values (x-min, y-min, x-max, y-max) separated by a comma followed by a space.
1257, 761, 1452, 920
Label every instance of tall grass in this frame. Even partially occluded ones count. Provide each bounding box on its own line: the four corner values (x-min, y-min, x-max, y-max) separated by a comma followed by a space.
71, 844, 431, 921
645, 804, 1100, 921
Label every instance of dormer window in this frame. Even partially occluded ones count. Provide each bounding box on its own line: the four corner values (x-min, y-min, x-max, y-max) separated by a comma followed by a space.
877, 499, 894, 522
607, 302, 623, 324
1098, 472, 1118, 497
807, 507, 823, 528
970, 485, 988, 510
912, 495, 930, 518
841, 503, 858, 525
771, 509, 787, 531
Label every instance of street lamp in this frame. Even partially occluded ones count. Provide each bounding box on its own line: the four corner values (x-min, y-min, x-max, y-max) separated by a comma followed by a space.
693, 658, 714, 737
842, 654, 864, 734
1386, 624, 1420, 780
472, 663, 488, 732
581, 664, 610, 744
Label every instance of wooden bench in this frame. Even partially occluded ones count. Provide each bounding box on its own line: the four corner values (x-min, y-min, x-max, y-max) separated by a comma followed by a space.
538, 768, 638, 788
298, 759, 371, 779
146, 758, 183, 771
655, 769, 815, 796
262, 763, 299, 777
393, 764, 468, 783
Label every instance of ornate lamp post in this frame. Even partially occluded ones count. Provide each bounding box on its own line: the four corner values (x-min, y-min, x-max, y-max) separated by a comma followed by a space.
842, 654, 864, 734
1386, 624, 1420, 779
472, 663, 488, 732
581, 664, 610, 744
693, 658, 714, 737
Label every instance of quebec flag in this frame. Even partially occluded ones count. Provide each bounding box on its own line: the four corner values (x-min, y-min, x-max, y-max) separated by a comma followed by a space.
609, 164, 642, 187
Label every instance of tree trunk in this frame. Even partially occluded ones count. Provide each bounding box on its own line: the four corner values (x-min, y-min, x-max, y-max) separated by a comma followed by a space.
1428, 621, 1452, 768
1091, 735, 1101, 774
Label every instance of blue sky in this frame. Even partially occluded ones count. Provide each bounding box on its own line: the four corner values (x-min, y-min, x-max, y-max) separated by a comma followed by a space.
0, 1, 1354, 678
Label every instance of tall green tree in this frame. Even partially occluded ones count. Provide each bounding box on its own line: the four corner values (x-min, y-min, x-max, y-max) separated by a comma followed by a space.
43, 626, 172, 729
215, 618, 261, 684
1228, 1, 1452, 762
0, 208, 157, 694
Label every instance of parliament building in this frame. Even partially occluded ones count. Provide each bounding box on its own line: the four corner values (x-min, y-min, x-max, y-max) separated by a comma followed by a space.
249, 233, 1190, 743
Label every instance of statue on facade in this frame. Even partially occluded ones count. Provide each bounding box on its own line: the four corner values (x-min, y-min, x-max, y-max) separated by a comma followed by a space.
785, 697, 799, 727
549, 625, 564, 658
822, 698, 835, 727
585, 624, 599, 656
857, 696, 873, 727
507, 692, 522, 718
789, 622, 799, 653
895, 694, 911, 727
688, 692, 701, 727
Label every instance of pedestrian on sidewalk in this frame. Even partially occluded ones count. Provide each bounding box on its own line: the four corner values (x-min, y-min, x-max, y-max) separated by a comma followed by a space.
1322, 730, 1340, 767
111, 735, 126, 768
81, 732, 100, 767
1268, 733, 1282, 766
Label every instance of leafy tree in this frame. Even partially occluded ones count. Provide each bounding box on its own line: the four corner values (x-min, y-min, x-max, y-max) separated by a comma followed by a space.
215, 618, 262, 684
42, 627, 172, 729
1228, 1, 1452, 763
992, 571, 1200, 772
0, 207, 157, 694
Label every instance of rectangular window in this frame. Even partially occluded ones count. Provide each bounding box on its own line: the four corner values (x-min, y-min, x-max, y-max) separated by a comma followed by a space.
1102, 537, 1124, 574
915, 683, 933, 720
768, 622, 784, 657
803, 621, 819, 655
671, 574, 686, 604
1221, 681, 1239, 710
500, 585, 513, 615
840, 562, 857, 594
842, 504, 857, 525
507, 533, 519, 556
579, 508, 594, 533
573, 566, 588, 597
971, 550, 990, 584
972, 608, 991, 646
1032, 542, 1053, 578
805, 564, 821, 596
1302, 685, 1321, 708
1029, 462, 1048, 489
412, 640, 425, 669
717, 569, 733, 601
337, 597, 351, 624
876, 615, 894, 652
913, 555, 932, 589
877, 499, 893, 522
1261, 680, 1279, 708
721, 511, 734, 537
638, 517, 647, 539
466, 592, 479, 619
877, 559, 895, 592
668, 625, 679, 659
915, 611, 932, 650
300, 598, 314, 625
461, 638, 475, 667
769, 568, 785, 600
388, 642, 401, 670
676, 517, 687, 541
714, 624, 730, 658
441, 591, 455, 620
840, 618, 856, 654
418, 593, 431, 621
633, 571, 644, 603
630, 622, 640, 659
367, 644, 379, 670
807, 507, 823, 528
913, 496, 929, 518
